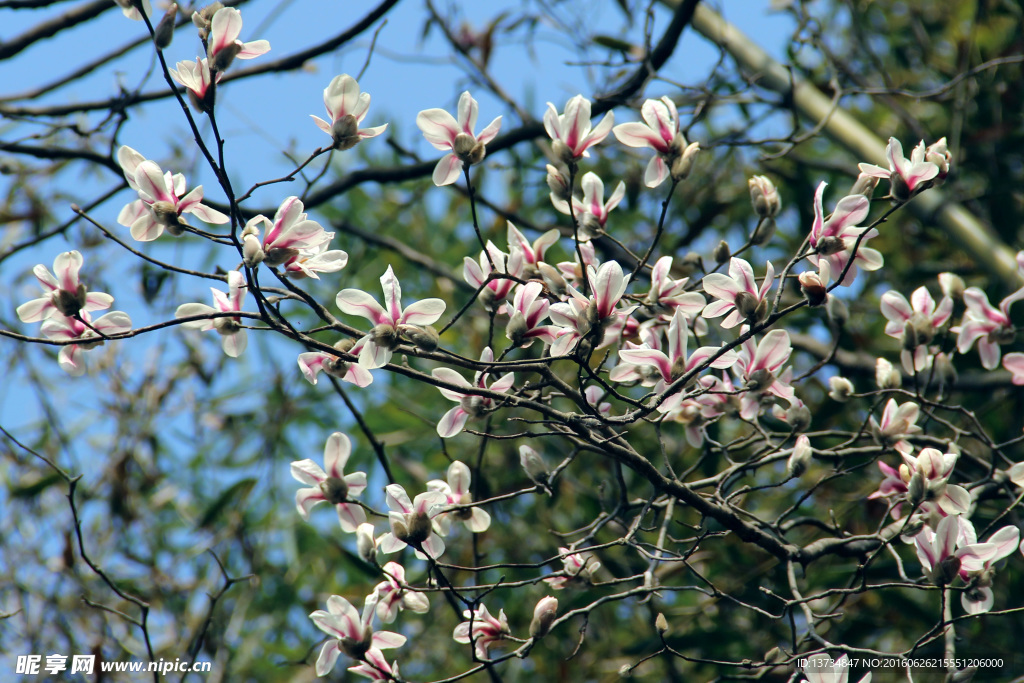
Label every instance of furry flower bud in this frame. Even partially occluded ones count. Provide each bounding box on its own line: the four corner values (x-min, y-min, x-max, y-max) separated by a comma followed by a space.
748, 175, 781, 218
530, 596, 559, 638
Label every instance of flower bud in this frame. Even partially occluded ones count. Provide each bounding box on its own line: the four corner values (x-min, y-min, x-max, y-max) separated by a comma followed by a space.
746, 368, 774, 392
530, 596, 559, 638
906, 469, 926, 506
191, 3, 223, 41
828, 376, 854, 402
398, 324, 440, 352
875, 357, 902, 390
751, 217, 776, 246
734, 291, 759, 320
890, 171, 912, 202
786, 436, 812, 478
748, 175, 781, 218
519, 445, 551, 492
669, 142, 699, 181
815, 235, 845, 256
654, 612, 669, 636
798, 270, 827, 307
713, 240, 731, 265
153, 3, 178, 49
785, 403, 812, 433
356, 523, 377, 564
150, 201, 184, 234
938, 272, 965, 300
538, 262, 569, 298
242, 233, 264, 267
677, 251, 703, 277
552, 139, 576, 165
765, 647, 786, 664
546, 164, 571, 203
263, 246, 298, 267
505, 310, 529, 348
850, 172, 879, 198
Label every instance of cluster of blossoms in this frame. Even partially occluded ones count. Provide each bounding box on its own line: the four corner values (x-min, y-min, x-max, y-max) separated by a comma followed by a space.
289, 434, 564, 677
16, 251, 132, 376
15, 10, 1024, 671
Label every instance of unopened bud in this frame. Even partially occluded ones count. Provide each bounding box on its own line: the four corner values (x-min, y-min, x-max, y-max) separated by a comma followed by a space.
746, 368, 774, 392
890, 171, 912, 202
519, 445, 551, 491
764, 647, 786, 664
505, 310, 529, 347
713, 240, 731, 265
850, 173, 879, 198
654, 612, 669, 636
906, 469, 927, 506
828, 376, 854, 402
370, 323, 401, 351
670, 142, 699, 181
901, 319, 920, 350
677, 251, 703, 277
751, 217, 776, 246
552, 139, 576, 165
934, 353, 957, 386
242, 234, 264, 267
938, 273, 965, 300
815, 235, 845, 256
798, 271, 827, 307
785, 403, 812, 433
54, 284, 88, 317
398, 324, 439, 352
826, 295, 849, 327
395, 512, 431, 546
191, 3, 223, 41
734, 291, 759, 319
875, 358, 902, 390
319, 476, 349, 505
546, 164, 571, 202
538, 262, 569, 298
356, 523, 377, 564
153, 3, 178, 49
530, 596, 559, 638
748, 175, 781, 218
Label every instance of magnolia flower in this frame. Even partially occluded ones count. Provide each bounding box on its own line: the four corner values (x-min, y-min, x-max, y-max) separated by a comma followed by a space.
802, 653, 872, 683
312, 74, 388, 150
868, 447, 969, 517
875, 357, 902, 390
914, 514, 975, 586
464, 241, 524, 309
880, 286, 953, 372
505, 281, 558, 348
643, 256, 706, 320
241, 197, 347, 279
954, 282, 1024, 370
336, 265, 446, 368
701, 257, 774, 328
544, 94, 613, 163
378, 484, 447, 559
39, 310, 132, 376
868, 399, 921, 456
205, 7, 270, 72
548, 261, 632, 356
290, 432, 368, 532
797, 259, 832, 307
958, 524, 1020, 614
427, 461, 491, 534
116, 146, 228, 241
372, 562, 429, 624
729, 329, 796, 420
169, 58, 220, 112
530, 596, 559, 638
858, 137, 941, 201
17, 251, 113, 323
612, 310, 737, 413
808, 182, 882, 286
174, 270, 248, 357
309, 594, 405, 677
556, 171, 625, 241
432, 347, 515, 438
297, 339, 374, 388
544, 547, 600, 590
506, 222, 559, 276
612, 97, 698, 187
416, 91, 501, 186
453, 604, 511, 659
